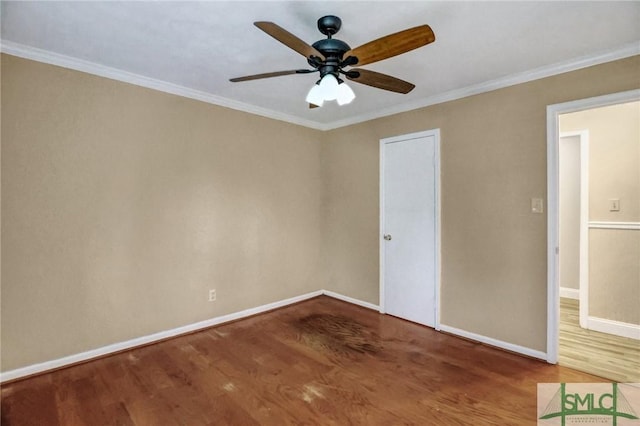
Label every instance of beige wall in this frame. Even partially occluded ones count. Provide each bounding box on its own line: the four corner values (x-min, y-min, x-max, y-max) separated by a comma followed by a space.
561, 102, 640, 222
589, 230, 639, 325
1, 55, 324, 371
321, 56, 640, 352
2, 53, 639, 372
561, 102, 640, 325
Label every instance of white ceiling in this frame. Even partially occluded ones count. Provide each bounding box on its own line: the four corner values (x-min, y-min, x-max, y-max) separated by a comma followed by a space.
2, 1, 639, 130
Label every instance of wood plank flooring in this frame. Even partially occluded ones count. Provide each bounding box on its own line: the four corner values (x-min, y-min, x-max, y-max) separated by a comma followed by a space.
2, 296, 608, 425
559, 297, 640, 383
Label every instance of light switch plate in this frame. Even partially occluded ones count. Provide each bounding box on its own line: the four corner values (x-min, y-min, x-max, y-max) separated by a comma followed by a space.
609, 199, 620, 212
531, 198, 544, 214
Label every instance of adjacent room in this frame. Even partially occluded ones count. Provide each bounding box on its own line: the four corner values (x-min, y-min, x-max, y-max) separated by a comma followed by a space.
557, 101, 640, 382
1, 1, 639, 424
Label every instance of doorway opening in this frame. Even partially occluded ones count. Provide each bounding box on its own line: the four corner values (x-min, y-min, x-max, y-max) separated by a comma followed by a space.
547, 89, 640, 382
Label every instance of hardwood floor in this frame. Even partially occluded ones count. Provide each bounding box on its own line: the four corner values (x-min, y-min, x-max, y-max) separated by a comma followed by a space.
2, 296, 607, 425
559, 297, 640, 383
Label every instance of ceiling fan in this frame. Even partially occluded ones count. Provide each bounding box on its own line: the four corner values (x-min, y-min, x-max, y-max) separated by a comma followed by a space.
229, 16, 435, 107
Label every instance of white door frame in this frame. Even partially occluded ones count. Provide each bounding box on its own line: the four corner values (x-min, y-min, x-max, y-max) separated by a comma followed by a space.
379, 129, 441, 330
559, 130, 590, 328
546, 89, 640, 364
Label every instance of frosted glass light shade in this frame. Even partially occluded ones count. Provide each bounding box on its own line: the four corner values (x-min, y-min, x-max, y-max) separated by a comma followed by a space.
336, 82, 356, 105
318, 74, 339, 101
305, 84, 324, 106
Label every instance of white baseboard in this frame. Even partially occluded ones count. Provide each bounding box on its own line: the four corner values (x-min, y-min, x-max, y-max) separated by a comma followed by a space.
587, 316, 640, 340
559, 287, 580, 300
6, 290, 558, 383
439, 324, 547, 361
322, 290, 380, 311
0, 289, 379, 383
0, 290, 323, 383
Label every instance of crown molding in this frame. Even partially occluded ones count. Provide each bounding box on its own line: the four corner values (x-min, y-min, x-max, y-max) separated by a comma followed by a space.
322, 41, 640, 130
2, 39, 638, 131
0, 40, 326, 130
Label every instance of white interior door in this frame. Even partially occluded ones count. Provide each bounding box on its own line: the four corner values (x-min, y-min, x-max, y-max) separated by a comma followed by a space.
381, 130, 439, 328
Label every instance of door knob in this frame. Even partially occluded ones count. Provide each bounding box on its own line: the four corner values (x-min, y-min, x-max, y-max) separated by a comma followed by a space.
384, 234, 392, 241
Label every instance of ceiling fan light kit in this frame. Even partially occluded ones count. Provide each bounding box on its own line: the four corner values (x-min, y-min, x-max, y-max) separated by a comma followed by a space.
306, 74, 356, 107
230, 15, 435, 108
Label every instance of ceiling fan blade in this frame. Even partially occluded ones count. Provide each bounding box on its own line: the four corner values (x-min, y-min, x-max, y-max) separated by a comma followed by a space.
254, 22, 325, 60
345, 25, 435, 66
345, 69, 415, 94
309, 103, 320, 109
230, 69, 314, 82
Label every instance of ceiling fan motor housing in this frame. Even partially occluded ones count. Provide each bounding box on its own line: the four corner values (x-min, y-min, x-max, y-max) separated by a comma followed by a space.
312, 38, 351, 60
312, 40, 350, 79
311, 39, 351, 79
310, 16, 353, 80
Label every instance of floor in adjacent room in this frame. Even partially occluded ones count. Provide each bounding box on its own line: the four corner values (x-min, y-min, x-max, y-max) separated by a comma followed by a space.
2, 296, 608, 425
559, 297, 640, 383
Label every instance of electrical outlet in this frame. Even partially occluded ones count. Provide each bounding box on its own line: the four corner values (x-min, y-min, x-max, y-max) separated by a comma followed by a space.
208, 289, 216, 302
531, 198, 544, 214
